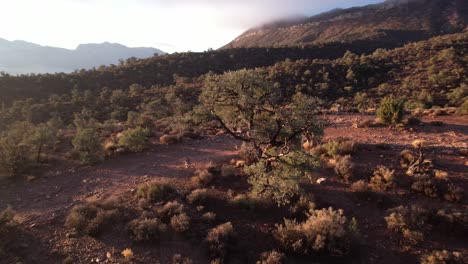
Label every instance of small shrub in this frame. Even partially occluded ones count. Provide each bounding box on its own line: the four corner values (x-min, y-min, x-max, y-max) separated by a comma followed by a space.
187, 189, 209, 204
172, 254, 194, 264
206, 222, 235, 259
432, 207, 468, 234
160, 134, 181, 145
239, 142, 258, 164
127, 217, 168, 242
157, 201, 184, 221
65, 202, 121, 236
400, 149, 415, 168
411, 175, 439, 199
230, 194, 271, 210
420, 250, 464, 264
406, 117, 421, 126
118, 126, 151, 152
192, 169, 214, 186
369, 166, 395, 191
170, 213, 191, 233
137, 182, 175, 203
456, 98, 468, 115
274, 207, 354, 256
385, 206, 428, 246
351, 180, 372, 199
0, 207, 16, 256
72, 128, 103, 164
377, 95, 405, 125
443, 184, 463, 203
220, 165, 236, 178
256, 250, 285, 264
289, 195, 316, 215
334, 155, 354, 182
201, 212, 216, 223
121, 248, 134, 261
320, 138, 356, 157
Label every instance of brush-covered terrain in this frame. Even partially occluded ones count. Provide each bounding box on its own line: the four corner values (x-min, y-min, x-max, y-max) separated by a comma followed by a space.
0, 7, 467, 264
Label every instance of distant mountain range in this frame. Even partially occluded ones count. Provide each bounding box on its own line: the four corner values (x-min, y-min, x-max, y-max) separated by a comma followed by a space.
225, 0, 468, 48
0, 39, 165, 74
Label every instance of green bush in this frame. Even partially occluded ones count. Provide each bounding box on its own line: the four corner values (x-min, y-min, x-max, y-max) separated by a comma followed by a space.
65, 201, 121, 236
137, 182, 175, 203
72, 128, 103, 164
127, 217, 168, 242
377, 95, 405, 124
118, 126, 152, 152
206, 222, 235, 259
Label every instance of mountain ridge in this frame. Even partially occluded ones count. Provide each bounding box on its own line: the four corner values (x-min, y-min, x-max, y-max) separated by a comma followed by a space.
0, 39, 165, 74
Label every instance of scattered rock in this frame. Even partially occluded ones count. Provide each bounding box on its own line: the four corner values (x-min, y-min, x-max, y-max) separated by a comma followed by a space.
316, 178, 327, 184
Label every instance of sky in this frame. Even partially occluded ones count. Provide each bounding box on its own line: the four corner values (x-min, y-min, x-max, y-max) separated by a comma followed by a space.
0, 0, 384, 53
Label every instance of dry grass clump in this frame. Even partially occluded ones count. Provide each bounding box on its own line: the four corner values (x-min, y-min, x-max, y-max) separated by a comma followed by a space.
274, 207, 355, 256
201, 212, 217, 223
137, 182, 176, 203
369, 166, 395, 191
420, 250, 464, 264
170, 213, 191, 233
230, 194, 272, 210
411, 173, 463, 203
350, 180, 372, 199
160, 134, 181, 145
206, 222, 235, 259
411, 175, 439, 198
334, 155, 354, 182
65, 200, 121, 236
256, 250, 285, 264
172, 254, 194, 264
384, 206, 428, 247
192, 169, 214, 186
187, 189, 209, 204
127, 217, 168, 242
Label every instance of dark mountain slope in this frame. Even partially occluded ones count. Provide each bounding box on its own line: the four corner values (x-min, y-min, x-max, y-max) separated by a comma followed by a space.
225, 0, 468, 48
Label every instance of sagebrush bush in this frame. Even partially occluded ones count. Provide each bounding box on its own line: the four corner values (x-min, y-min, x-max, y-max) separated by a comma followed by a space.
72, 128, 103, 164
443, 183, 463, 203
384, 206, 428, 246
118, 126, 151, 152
420, 250, 464, 264
456, 98, 468, 115
256, 250, 285, 264
157, 201, 184, 221
206, 222, 235, 259
369, 166, 395, 191
127, 217, 168, 242
351, 180, 372, 199
320, 138, 356, 157
275, 207, 354, 256
137, 182, 175, 202
433, 207, 468, 234
334, 155, 354, 182
377, 95, 405, 124
170, 213, 191, 233
192, 169, 214, 186
187, 189, 209, 204
289, 195, 316, 215
65, 201, 121, 236
230, 194, 271, 210
411, 175, 438, 198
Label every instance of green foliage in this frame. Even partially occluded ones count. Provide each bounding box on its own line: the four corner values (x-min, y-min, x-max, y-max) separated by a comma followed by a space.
377, 95, 405, 125
456, 98, 468, 115
71, 128, 103, 164
118, 127, 152, 152
65, 201, 121, 236
354, 92, 370, 113
137, 182, 175, 203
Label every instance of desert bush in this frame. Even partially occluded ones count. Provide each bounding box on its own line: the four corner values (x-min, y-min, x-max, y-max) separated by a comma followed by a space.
65, 201, 121, 236
121, 248, 134, 261
201, 212, 217, 223
172, 254, 194, 264
334, 155, 354, 182
320, 138, 356, 157
351, 180, 372, 199
406, 116, 422, 126
0, 207, 16, 256
220, 165, 236, 178
411, 175, 439, 199
369, 166, 395, 191
443, 184, 463, 203
456, 98, 468, 115
385, 206, 428, 246
238, 142, 258, 164
256, 250, 285, 264
432, 207, 468, 234
157, 201, 184, 221
170, 213, 191, 233
274, 207, 354, 256
230, 194, 271, 210
187, 189, 209, 204
420, 250, 464, 264
400, 149, 415, 168
179, 130, 202, 140
160, 134, 181, 145
137, 182, 175, 203
377, 95, 405, 125
206, 222, 235, 259
118, 126, 152, 152
127, 217, 168, 242
289, 194, 316, 215
192, 169, 214, 186
72, 128, 103, 164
